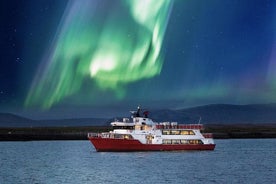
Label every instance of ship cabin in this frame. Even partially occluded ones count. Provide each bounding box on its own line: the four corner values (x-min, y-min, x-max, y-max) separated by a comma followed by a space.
132, 116, 153, 131
131, 107, 154, 131
111, 117, 154, 132
111, 107, 154, 132
111, 118, 134, 130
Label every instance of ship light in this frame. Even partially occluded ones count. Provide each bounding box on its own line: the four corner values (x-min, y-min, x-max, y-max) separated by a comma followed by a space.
124, 135, 129, 139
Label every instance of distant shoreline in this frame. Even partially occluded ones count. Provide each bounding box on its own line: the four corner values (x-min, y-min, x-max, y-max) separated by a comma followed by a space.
0, 124, 276, 141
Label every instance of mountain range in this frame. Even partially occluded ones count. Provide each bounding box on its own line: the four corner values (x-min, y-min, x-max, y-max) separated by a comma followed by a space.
1, 104, 276, 127
150, 103, 276, 124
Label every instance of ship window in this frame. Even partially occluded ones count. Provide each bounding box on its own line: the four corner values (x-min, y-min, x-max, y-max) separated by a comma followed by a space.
162, 130, 170, 135
180, 130, 195, 135
124, 135, 129, 139
113, 126, 134, 130
114, 134, 124, 139
172, 139, 180, 144
171, 130, 180, 135
180, 130, 189, 135
123, 134, 133, 139
181, 140, 188, 144
144, 125, 152, 131
188, 140, 203, 144
162, 139, 172, 144
113, 134, 133, 139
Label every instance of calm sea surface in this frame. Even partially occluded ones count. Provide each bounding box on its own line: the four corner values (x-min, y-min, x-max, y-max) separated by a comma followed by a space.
0, 139, 275, 184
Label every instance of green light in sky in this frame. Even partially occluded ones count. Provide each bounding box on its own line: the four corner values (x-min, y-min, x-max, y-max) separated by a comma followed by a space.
25, 0, 172, 109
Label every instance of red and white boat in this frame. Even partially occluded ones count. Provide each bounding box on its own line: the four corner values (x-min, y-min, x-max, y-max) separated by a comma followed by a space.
88, 107, 216, 152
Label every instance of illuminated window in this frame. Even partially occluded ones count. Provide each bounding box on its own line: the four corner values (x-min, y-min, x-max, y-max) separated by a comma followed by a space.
181, 140, 188, 144
162, 130, 170, 135
181, 130, 189, 135
187, 140, 203, 144
180, 130, 195, 135
172, 140, 180, 144
162, 139, 172, 144
171, 130, 180, 135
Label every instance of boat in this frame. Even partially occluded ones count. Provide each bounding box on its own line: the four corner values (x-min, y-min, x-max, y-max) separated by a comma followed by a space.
88, 107, 216, 152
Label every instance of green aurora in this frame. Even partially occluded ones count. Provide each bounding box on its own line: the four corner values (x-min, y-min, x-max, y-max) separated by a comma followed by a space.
25, 0, 173, 109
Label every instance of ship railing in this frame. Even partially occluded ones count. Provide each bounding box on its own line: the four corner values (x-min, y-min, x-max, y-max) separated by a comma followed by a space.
155, 124, 204, 130
202, 133, 213, 138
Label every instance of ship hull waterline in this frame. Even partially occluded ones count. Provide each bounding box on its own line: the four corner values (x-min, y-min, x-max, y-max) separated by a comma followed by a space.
89, 137, 216, 152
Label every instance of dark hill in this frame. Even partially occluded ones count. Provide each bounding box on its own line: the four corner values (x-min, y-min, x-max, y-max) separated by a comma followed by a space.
182, 103, 276, 124
0, 113, 108, 127
0, 113, 34, 126
151, 104, 276, 124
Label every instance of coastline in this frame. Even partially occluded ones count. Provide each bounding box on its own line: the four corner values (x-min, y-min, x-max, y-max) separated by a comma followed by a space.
0, 124, 276, 141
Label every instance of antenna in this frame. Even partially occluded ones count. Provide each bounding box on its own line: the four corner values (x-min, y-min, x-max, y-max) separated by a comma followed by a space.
198, 116, 201, 124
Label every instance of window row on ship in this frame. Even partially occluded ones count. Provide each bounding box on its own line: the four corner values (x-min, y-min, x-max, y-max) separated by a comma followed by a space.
162, 130, 195, 135
162, 139, 203, 145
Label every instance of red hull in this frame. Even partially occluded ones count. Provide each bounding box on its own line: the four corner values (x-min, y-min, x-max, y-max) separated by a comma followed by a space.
89, 137, 216, 152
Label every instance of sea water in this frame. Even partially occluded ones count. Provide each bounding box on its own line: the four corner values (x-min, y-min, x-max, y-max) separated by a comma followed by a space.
0, 139, 275, 184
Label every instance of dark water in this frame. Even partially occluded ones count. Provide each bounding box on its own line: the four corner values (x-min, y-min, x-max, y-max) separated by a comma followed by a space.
0, 139, 275, 184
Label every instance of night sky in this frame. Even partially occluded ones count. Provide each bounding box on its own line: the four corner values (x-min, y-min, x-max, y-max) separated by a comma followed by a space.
1, 0, 276, 119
